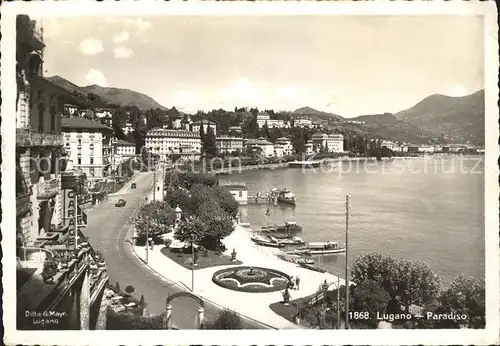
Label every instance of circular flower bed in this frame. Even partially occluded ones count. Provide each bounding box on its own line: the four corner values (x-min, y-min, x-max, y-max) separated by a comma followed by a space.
212, 266, 291, 293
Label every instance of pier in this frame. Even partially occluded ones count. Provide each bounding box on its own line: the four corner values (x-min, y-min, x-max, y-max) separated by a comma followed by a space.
247, 195, 278, 205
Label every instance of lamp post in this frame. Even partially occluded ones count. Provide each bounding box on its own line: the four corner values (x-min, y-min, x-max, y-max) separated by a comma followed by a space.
145, 196, 149, 264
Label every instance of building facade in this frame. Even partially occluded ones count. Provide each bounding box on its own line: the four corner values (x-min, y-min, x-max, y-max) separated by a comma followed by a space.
145, 128, 202, 161
62, 117, 113, 183
215, 136, 244, 155
311, 133, 344, 153
245, 138, 275, 157
191, 120, 217, 135
275, 137, 294, 156
294, 118, 313, 128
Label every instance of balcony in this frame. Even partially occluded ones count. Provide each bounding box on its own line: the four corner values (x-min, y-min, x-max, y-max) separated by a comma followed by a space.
37, 178, 59, 200
17, 190, 33, 217
16, 129, 63, 148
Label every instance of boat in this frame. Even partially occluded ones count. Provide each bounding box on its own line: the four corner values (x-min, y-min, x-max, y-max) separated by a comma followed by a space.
277, 253, 315, 264
288, 160, 322, 168
251, 235, 286, 248
277, 236, 306, 245
276, 221, 302, 233
261, 224, 278, 232
299, 262, 328, 273
275, 188, 296, 206
270, 188, 296, 206
288, 241, 345, 255
238, 222, 251, 228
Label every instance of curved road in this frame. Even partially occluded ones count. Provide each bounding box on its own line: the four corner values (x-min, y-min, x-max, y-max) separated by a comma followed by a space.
84, 171, 270, 329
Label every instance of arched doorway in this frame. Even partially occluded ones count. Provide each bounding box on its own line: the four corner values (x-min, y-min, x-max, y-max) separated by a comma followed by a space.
164, 292, 205, 329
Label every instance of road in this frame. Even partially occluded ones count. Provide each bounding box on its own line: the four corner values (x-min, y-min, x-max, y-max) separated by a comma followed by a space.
84, 171, 270, 329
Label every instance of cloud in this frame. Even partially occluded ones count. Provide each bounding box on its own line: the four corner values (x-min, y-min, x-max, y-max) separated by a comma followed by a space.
113, 31, 130, 43
84, 68, 107, 86
134, 18, 153, 31
78, 38, 104, 56
113, 46, 135, 59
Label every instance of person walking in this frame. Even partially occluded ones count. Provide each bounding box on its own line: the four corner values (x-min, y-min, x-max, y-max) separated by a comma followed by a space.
290, 276, 295, 290
295, 276, 300, 290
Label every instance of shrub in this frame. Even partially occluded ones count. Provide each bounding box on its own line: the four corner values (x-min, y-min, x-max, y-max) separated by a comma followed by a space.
106, 307, 165, 330
41, 259, 58, 283
203, 310, 242, 330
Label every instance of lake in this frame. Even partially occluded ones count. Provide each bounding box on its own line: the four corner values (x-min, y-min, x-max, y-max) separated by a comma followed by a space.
229, 156, 485, 286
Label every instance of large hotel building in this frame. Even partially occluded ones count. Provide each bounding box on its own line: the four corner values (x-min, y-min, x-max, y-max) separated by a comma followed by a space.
145, 128, 202, 161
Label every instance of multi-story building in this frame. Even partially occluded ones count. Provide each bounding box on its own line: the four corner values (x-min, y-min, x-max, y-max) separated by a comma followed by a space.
273, 144, 284, 157
123, 122, 134, 135
294, 118, 313, 128
245, 138, 275, 157
229, 125, 242, 134
215, 136, 244, 155
145, 128, 202, 161
256, 113, 270, 128
311, 133, 344, 153
381, 140, 395, 151
62, 117, 113, 183
275, 137, 294, 156
64, 103, 79, 116
305, 140, 314, 155
111, 139, 136, 168
191, 120, 217, 135
95, 108, 114, 128
15, 15, 108, 330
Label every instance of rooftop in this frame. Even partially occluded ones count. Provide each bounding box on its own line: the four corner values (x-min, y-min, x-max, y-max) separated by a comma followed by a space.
61, 117, 113, 131
113, 139, 135, 146
146, 128, 200, 138
192, 120, 217, 125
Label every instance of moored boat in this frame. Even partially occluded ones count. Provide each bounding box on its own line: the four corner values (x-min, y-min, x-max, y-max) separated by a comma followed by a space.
276, 253, 315, 264
288, 241, 345, 255
271, 188, 296, 206
277, 236, 306, 245
276, 221, 302, 233
251, 235, 286, 248
289, 160, 322, 168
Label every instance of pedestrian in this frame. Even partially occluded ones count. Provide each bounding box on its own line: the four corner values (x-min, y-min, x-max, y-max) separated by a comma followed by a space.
296, 276, 300, 290
290, 276, 295, 290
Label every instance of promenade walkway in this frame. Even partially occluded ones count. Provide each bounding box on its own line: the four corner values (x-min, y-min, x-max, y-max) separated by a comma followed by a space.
133, 224, 350, 329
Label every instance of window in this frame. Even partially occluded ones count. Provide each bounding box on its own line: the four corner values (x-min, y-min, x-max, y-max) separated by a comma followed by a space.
90, 158, 94, 165
50, 106, 56, 133
77, 158, 81, 165
38, 103, 45, 132
78, 139, 82, 146
239, 191, 243, 198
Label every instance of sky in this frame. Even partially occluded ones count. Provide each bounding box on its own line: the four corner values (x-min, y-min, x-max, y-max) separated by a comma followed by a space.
36, 15, 484, 117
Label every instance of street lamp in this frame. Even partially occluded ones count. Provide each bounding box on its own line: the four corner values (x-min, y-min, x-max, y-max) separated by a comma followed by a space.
145, 196, 150, 264
174, 206, 195, 292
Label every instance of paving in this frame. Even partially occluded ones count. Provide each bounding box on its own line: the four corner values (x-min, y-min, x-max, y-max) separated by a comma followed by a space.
83, 171, 269, 329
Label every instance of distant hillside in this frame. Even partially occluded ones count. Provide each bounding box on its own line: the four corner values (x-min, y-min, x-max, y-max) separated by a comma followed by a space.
47, 75, 168, 111
395, 90, 485, 143
292, 106, 344, 122
350, 113, 433, 144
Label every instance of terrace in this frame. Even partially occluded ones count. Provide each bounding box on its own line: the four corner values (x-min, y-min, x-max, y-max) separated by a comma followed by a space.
17, 228, 108, 329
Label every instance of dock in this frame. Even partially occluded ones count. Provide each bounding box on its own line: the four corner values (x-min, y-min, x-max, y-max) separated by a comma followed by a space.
247, 195, 278, 205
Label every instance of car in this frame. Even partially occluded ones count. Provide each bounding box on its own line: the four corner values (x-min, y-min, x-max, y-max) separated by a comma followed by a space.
115, 199, 127, 207
131, 183, 137, 189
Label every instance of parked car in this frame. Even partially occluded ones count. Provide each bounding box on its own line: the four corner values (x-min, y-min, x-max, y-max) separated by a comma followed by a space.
131, 183, 137, 189
115, 199, 127, 207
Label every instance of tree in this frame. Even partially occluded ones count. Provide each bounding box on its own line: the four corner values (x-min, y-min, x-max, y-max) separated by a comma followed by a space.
263, 121, 270, 139
204, 310, 242, 329
350, 279, 391, 328
433, 274, 485, 328
174, 216, 206, 246
115, 281, 121, 293
350, 253, 399, 298
139, 294, 146, 307
165, 188, 192, 213
134, 201, 175, 243
393, 259, 441, 311
212, 186, 239, 218
125, 285, 135, 295
197, 201, 234, 250
204, 126, 217, 157
112, 123, 126, 140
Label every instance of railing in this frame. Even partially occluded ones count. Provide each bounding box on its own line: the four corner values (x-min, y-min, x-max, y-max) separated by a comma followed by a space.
16, 192, 32, 217
37, 178, 59, 199
16, 129, 63, 147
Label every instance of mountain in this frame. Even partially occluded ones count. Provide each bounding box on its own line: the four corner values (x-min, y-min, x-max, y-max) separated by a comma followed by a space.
46, 75, 168, 111
395, 90, 485, 143
349, 113, 433, 144
292, 106, 344, 122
